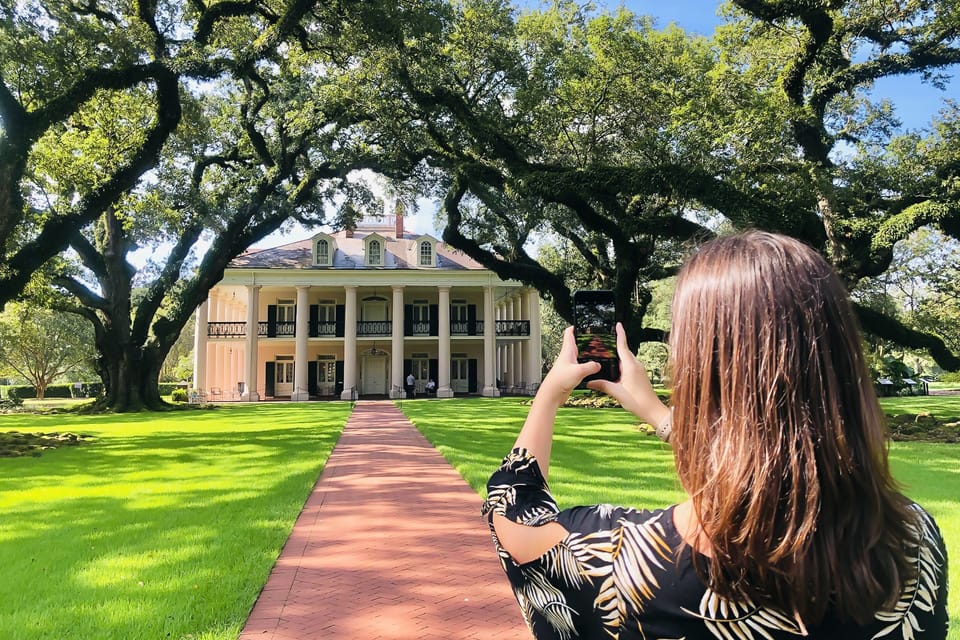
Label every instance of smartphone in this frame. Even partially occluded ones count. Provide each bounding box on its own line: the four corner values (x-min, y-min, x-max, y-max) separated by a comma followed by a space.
573, 290, 620, 387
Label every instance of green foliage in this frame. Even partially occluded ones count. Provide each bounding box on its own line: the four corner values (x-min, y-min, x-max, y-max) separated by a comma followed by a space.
0, 302, 95, 399
170, 388, 189, 403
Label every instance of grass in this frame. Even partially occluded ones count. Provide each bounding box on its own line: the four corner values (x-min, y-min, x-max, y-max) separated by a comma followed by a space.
0, 403, 351, 640
400, 395, 960, 639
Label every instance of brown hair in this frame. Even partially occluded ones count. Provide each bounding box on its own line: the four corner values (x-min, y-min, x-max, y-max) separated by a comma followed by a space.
669, 230, 917, 625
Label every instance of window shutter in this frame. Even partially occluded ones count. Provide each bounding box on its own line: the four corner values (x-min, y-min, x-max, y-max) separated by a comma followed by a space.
468, 359, 478, 393
267, 305, 277, 338
404, 304, 413, 336
335, 361, 344, 396
429, 359, 438, 383
309, 305, 319, 338
429, 304, 438, 336
265, 362, 276, 397
308, 361, 318, 396
335, 305, 345, 337
467, 304, 477, 335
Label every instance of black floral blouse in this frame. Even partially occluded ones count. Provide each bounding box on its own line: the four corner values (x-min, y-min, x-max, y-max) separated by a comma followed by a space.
482, 448, 950, 640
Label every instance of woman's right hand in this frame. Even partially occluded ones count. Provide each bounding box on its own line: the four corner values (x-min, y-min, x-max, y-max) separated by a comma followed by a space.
588, 323, 670, 428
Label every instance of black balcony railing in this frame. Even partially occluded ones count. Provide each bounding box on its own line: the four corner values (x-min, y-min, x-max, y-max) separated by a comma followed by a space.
357, 321, 391, 336
207, 322, 246, 339
314, 322, 337, 337
208, 318, 529, 338
496, 320, 530, 336
411, 321, 431, 336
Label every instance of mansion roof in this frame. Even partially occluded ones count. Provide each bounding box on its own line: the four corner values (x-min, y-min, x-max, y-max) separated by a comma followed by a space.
229, 228, 484, 271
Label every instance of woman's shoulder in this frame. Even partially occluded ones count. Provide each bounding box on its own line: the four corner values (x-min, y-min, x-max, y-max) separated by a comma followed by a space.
556, 503, 681, 546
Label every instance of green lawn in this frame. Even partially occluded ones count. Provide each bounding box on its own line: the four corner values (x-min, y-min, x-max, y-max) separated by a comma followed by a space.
400, 396, 960, 640
0, 403, 351, 640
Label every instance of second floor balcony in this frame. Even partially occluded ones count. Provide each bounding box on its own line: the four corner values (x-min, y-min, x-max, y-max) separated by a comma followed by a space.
207, 319, 531, 339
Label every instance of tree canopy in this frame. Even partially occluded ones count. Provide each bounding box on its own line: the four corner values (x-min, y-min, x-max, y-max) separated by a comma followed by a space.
3, 0, 960, 412
353, 0, 960, 367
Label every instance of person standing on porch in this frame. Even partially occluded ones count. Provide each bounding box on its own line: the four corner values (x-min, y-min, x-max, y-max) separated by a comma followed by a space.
406, 372, 416, 398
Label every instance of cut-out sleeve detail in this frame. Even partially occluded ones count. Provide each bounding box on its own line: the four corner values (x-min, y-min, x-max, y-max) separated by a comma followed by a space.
482, 448, 560, 527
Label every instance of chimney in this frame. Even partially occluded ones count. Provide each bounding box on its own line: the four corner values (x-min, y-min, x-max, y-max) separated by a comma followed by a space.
394, 200, 405, 238
345, 225, 354, 238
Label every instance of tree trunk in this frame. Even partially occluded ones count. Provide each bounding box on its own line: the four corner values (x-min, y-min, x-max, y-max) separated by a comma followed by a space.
96, 343, 167, 412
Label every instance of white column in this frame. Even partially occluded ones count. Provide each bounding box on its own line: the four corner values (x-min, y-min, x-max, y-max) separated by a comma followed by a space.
482, 285, 500, 396
513, 293, 524, 389
241, 285, 261, 401
215, 294, 229, 393
292, 285, 310, 401
526, 288, 543, 388
341, 285, 358, 400
496, 303, 504, 387
391, 285, 405, 399
230, 347, 240, 399
193, 299, 208, 391
437, 286, 453, 398
503, 298, 514, 386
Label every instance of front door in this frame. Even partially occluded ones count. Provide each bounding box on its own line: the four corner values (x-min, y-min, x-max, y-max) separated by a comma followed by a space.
361, 355, 387, 395
274, 360, 294, 397
451, 357, 469, 393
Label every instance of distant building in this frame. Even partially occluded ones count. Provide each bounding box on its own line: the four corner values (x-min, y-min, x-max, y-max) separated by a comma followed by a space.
193, 209, 542, 400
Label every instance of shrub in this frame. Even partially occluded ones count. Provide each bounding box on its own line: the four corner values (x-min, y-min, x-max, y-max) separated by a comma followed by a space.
158, 383, 184, 396
940, 371, 960, 384
171, 388, 189, 403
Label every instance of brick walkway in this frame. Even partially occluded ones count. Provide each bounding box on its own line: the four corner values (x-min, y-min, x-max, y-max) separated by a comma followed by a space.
238, 400, 527, 640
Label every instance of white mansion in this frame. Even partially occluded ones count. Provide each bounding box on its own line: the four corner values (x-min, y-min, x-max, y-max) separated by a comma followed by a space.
192, 213, 543, 401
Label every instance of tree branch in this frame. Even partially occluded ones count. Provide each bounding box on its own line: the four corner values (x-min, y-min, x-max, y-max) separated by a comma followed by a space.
854, 303, 960, 371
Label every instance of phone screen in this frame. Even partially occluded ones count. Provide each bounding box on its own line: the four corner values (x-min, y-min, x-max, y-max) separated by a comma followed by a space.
573, 290, 620, 386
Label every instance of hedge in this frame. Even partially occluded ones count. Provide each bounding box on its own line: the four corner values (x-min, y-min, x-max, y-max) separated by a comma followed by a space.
5, 382, 104, 399
2, 382, 185, 399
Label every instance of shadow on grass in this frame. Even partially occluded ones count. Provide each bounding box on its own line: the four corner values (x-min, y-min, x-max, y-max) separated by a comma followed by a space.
400, 397, 684, 511
0, 405, 350, 640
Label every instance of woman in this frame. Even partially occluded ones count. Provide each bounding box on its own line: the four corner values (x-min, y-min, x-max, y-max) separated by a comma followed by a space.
483, 231, 948, 639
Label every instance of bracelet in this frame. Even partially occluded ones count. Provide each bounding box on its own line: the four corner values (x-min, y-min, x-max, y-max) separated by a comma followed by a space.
655, 410, 672, 443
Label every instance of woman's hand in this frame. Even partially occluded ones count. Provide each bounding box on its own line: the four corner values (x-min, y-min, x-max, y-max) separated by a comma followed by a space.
588, 323, 670, 428
536, 326, 601, 406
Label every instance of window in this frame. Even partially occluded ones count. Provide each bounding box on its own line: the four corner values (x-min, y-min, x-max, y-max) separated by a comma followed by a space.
317, 301, 336, 323
412, 299, 429, 335
412, 357, 430, 382
317, 355, 336, 383
317, 300, 336, 336
275, 355, 294, 385
312, 234, 335, 265
277, 299, 295, 323
419, 240, 433, 266
368, 239, 382, 266
451, 300, 468, 334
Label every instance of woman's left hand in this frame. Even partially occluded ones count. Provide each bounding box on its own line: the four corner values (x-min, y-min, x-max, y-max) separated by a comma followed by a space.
537, 327, 601, 404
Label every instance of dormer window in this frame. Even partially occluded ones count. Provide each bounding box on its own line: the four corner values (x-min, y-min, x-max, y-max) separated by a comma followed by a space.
412, 234, 437, 267
419, 241, 433, 266
364, 234, 385, 267
311, 232, 335, 266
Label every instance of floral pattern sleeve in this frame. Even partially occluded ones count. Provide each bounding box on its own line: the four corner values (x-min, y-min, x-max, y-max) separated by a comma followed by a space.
482, 448, 561, 527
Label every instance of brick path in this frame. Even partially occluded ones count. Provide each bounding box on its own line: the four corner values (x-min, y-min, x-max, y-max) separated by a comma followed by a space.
238, 400, 527, 640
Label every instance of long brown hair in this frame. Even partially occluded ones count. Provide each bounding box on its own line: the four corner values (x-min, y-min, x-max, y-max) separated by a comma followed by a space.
669, 231, 917, 625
